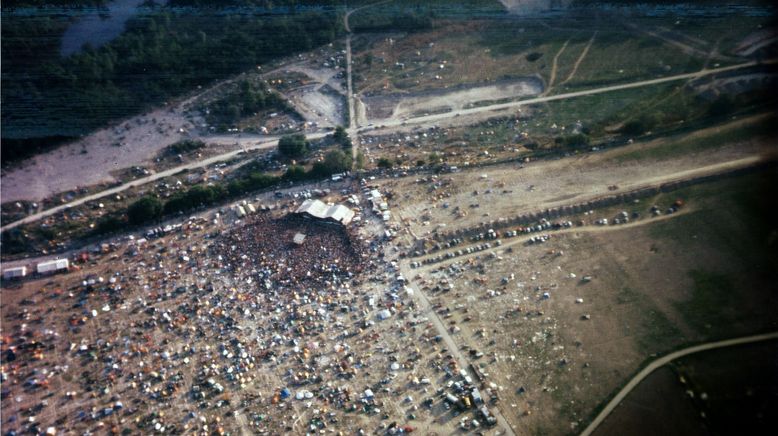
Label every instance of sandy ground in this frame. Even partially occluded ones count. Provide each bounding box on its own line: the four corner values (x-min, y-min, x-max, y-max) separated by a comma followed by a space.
1, 107, 191, 203
387, 134, 768, 239
285, 63, 346, 94
291, 85, 346, 127
391, 80, 542, 119
0, 55, 347, 204
361, 78, 542, 121
272, 60, 349, 128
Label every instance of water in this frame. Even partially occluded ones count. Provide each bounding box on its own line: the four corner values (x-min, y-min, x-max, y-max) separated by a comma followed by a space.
60, 0, 154, 57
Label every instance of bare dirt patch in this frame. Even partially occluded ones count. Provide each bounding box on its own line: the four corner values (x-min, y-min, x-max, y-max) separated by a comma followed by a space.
362, 78, 543, 122
1, 107, 192, 203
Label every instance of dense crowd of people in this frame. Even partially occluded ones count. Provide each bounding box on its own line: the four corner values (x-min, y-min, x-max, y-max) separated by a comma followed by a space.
216, 214, 366, 289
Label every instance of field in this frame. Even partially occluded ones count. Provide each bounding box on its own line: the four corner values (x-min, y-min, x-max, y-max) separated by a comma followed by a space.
351, 11, 769, 101
593, 340, 778, 436
2, 2, 777, 436
394, 166, 778, 434
379, 112, 772, 241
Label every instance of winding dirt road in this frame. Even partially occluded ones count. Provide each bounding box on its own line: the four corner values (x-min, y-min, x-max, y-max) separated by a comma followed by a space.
579, 331, 778, 436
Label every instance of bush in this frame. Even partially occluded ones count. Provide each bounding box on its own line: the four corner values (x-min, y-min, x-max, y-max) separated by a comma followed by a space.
127, 196, 163, 225
206, 80, 288, 128
621, 114, 659, 136
93, 215, 126, 235
278, 134, 308, 158
167, 139, 205, 155
0, 229, 32, 255
707, 94, 735, 118
377, 157, 394, 169
163, 184, 226, 215
284, 164, 308, 181
526, 52, 543, 62
556, 133, 590, 148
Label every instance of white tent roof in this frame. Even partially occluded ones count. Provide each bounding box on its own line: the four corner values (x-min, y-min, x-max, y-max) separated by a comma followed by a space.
296, 199, 354, 225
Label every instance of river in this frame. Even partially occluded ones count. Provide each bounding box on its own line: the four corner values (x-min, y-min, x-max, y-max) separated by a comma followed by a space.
60, 0, 162, 57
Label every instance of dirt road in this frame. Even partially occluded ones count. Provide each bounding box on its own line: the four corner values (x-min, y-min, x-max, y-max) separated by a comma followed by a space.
414, 208, 694, 272
580, 331, 778, 436
544, 39, 570, 95
561, 31, 597, 86
0, 132, 328, 232
361, 60, 773, 131
344, 1, 393, 162
398, 259, 518, 436
5, 58, 771, 231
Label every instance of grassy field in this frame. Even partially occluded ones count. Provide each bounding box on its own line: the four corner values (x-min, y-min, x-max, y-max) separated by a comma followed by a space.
672, 340, 778, 435
351, 9, 758, 98
614, 113, 777, 163
595, 339, 778, 436
404, 163, 778, 434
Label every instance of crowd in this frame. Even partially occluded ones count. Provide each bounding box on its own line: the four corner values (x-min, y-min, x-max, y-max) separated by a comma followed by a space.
216, 214, 366, 288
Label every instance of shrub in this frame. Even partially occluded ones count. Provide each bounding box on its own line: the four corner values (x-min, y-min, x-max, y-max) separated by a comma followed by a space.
278, 134, 308, 158
167, 139, 205, 155
377, 157, 394, 168
127, 196, 163, 225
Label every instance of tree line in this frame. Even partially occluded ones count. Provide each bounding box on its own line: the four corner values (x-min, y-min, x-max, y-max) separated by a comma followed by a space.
1, 6, 342, 163
116, 132, 352, 228
204, 80, 291, 131
2, 0, 505, 164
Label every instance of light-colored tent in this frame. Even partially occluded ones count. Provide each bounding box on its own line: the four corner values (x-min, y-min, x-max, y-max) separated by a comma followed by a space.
296, 199, 354, 225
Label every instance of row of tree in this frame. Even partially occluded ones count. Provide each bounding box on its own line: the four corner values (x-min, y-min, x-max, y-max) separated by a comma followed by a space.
124, 133, 351, 226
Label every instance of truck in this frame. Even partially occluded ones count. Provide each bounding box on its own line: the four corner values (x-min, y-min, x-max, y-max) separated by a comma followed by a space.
36, 259, 69, 275
479, 405, 497, 426
2, 266, 27, 280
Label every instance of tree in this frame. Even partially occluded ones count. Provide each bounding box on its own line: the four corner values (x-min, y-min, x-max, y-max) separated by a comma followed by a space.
278, 133, 308, 158
333, 125, 348, 143
377, 157, 393, 169
284, 164, 308, 181
355, 151, 366, 169
93, 215, 126, 235
127, 196, 162, 225
322, 149, 352, 173
332, 125, 352, 149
